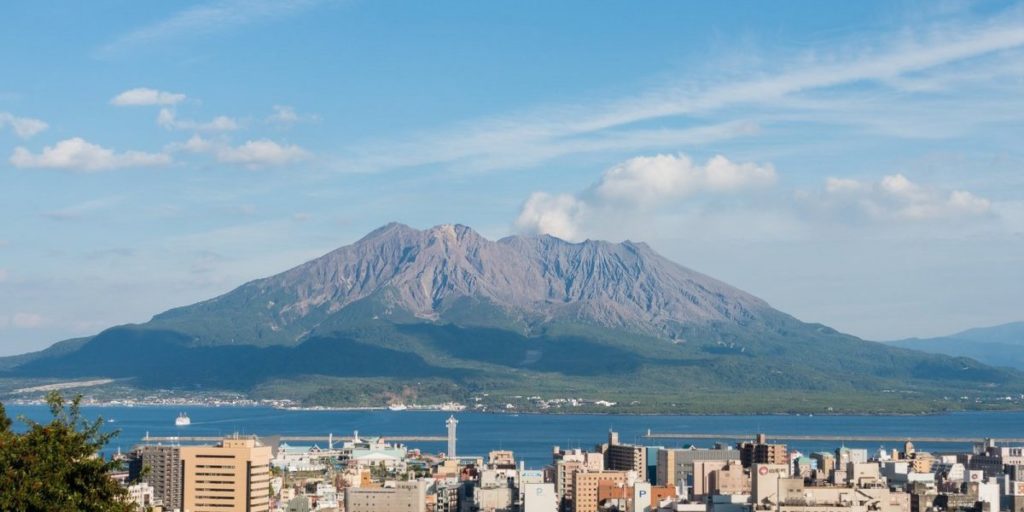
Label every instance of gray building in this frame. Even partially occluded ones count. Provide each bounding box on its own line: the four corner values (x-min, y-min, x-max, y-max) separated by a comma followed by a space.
656, 445, 739, 491
137, 445, 182, 511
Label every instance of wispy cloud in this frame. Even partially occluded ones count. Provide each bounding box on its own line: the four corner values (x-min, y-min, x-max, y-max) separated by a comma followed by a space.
41, 197, 123, 221
339, 13, 1024, 173
0, 112, 48, 138
11, 138, 171, 172
10, 312, 47, 329
111, 88, 187, 106
799, 174, 993, 222
177, 134, 309, 168
97, 0, 324, 57
157, 108, 239, 131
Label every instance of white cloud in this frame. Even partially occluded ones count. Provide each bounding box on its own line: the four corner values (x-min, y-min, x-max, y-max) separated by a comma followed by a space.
11, 312, 46, 329
178, 134, 309, 168
595, 154, 775, 204
515, 153, 774, 240
514, 193, 586, 240
0, 112, 48, 138
268, 105, 299, 124
157, 108, 238, 131
10, 137, 171, 172
111, 87, 186, 106
266, 105, 319, 126
807, 173, 993, 221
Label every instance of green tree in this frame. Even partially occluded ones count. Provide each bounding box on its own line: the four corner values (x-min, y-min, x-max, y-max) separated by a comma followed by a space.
0, 392, 134, 512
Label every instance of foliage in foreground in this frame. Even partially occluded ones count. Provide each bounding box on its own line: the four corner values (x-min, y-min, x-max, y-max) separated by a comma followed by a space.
0, 392, 134, 512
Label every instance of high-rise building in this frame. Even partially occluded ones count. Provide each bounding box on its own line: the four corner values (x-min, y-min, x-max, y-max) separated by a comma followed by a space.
134, 445, 183, 511
602, 431, 647, 481
739, 434, 787, 468
180, 436, 272, 512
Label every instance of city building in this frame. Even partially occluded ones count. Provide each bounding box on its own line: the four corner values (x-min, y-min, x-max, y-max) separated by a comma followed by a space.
571, 470, 632, 512
134, 445, 182, 511
657, 445, 740, 491
739, 434, 787, 468
345, 480, 430, 512
523, 482, 558, 512
603, 431, 648, 482
180, 435, 272, 512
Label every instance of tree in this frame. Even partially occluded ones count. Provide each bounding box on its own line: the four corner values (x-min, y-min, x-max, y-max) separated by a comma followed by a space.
0, 392, 135, 512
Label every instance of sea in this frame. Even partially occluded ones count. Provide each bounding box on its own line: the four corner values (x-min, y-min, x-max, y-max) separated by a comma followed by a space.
6, 405, 1023, 468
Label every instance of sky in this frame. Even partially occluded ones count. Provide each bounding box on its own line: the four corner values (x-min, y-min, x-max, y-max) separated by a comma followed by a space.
1, 0, 1023, 356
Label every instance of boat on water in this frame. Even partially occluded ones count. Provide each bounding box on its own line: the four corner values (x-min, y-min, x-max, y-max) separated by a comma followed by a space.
388, 404, 408, 411
175, 412, 191, 426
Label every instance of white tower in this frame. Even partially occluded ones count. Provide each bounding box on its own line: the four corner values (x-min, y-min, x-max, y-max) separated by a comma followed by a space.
446, 415, 458, 459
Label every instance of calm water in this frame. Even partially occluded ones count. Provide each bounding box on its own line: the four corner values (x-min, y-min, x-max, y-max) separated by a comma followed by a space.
6, 405, 1023, 468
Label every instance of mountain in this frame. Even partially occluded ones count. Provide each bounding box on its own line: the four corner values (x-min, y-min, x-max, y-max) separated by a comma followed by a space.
887, 322, 1024, 370
3, 223, 1021, 413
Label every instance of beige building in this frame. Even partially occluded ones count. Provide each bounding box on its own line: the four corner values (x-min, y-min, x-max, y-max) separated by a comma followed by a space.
180, 436, 272, 512
571, 470, 631, 512
344, 480, 429, 512
552, 447, 604, 508
710, 462, 750, 496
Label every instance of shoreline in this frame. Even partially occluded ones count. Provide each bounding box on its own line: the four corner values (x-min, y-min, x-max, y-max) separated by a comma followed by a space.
5, 399, 1021, 417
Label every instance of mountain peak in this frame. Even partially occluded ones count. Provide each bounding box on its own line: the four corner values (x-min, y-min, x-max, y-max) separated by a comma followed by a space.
162, 223, 774, 342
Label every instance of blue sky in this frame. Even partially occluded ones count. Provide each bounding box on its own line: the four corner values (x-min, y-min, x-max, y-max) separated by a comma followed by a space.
2, 0, 1023, 355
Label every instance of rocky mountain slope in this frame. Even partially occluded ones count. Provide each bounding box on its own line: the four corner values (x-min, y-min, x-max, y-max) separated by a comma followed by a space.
3, 223, 1021, 413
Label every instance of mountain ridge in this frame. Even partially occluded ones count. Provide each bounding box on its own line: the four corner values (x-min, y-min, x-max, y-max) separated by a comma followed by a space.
2, 223, 1021, 413
887, 321, 1024, 371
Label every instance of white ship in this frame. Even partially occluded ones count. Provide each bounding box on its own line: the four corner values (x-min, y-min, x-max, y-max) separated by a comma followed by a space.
388, 404, 408, 411
175, 412, 191, 426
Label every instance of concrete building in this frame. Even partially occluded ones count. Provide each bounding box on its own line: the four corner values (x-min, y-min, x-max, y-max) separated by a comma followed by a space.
345, 480, 429, 512
135, 445, 182, 511
775, 479, 909, 512
596, 480, 676, 512
571, 470, 632, 512
657, 445, 739, 491
709, 462, 750, 496
553, 447, 604, 510
180, 436, 272, 512
693, 460, 734, 499
125, 482, 156, 511
523, 482, 558, 512
603, 431, 648, 482
739, 434, 787, 468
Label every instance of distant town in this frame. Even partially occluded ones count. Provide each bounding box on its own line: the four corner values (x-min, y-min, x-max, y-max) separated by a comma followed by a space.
106, 418, 1024, 512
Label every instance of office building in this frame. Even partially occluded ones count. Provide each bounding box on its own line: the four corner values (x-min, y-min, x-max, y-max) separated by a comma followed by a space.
180, 436, 272, 512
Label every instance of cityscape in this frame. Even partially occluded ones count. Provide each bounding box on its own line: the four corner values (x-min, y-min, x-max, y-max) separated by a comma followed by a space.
2, 1, 1023, 511
107, 422, 1024, 512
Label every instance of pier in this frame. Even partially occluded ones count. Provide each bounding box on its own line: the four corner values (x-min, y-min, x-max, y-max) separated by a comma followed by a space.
643, 431, 1024, 444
